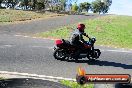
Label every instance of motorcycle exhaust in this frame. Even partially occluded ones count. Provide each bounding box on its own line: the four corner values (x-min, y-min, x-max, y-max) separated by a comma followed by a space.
79, 54, 87, 58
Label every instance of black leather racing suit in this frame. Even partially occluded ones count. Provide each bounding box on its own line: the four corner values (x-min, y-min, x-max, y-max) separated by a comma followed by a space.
70, 29, 88, 59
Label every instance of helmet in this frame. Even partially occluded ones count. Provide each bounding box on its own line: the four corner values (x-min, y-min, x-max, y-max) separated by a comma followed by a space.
77, 24, 85, 32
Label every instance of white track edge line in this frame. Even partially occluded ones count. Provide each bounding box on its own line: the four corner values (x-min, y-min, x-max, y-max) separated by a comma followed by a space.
0, 71, 76, 81
101, 49, 132, 53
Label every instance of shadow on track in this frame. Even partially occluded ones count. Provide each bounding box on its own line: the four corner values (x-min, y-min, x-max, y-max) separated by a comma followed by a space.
0, 78, 69, 88
66, 59, 132, 69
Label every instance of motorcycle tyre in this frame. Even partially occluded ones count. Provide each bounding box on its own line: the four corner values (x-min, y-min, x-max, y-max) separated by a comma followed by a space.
53, 48, 66, 60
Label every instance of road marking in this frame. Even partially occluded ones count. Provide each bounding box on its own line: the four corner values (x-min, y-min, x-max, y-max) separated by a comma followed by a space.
0, 45, 13, 48
101, 49, 132, 53
47, 46, 54, 49
30, 46, 53, 49
14, 35, 58, 40
0, 71, 76, 81
3, 45, 12, 47
31, 46, 44, 48
23, 36, 30, 38
0, 71, 131, 83
14, 35, 23, 37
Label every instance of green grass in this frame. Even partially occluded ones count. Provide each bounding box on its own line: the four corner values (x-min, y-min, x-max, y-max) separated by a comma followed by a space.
0, 9, 64, 24
0, 77, 5, 80
60, 80, 94, 88
36, 26, 72, 39
36, 15, 132, 49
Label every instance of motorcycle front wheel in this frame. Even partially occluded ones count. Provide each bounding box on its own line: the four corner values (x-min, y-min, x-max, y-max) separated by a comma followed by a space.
53, 48, 66, 60
94, 49, 101, 59
87, 49, 101, 60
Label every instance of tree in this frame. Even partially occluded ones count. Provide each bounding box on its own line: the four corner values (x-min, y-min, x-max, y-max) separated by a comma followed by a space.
32, 0, 37, 9
60, 0, 67, 11
79, 3, 84, 12
24, 0, 29, 9
104, 0, 112, 7
36, 2, 45, 10
0, 0, 16, 8
72, 3, 78, 12
0, 0, 3, 8
18, 0, 29, 10
84, 2, 91, 12
91, 0, 112, 14
91, 1, 99, 13
79, 2, 91, 12
101, 0, 112, 13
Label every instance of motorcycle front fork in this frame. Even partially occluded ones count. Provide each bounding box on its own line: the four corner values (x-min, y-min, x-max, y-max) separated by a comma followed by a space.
90, 46, 96, 56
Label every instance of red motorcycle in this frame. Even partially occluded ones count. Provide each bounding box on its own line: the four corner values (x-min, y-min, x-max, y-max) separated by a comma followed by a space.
53, 37, 101, 61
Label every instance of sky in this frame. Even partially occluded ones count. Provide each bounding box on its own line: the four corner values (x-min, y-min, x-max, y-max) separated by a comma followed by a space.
74, 0, 132, 16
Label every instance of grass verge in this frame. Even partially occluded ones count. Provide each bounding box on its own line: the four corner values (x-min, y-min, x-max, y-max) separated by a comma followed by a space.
0, 77, 5, 80
0, 9, 65, 25
60, 80, 94, 88
35, 15, 132, 49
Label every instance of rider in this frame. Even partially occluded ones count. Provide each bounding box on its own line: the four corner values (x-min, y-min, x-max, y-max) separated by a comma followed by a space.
70, 23, 89, 60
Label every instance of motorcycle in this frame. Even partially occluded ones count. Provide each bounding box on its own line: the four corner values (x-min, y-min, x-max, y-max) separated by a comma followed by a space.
53, 37, 101, 61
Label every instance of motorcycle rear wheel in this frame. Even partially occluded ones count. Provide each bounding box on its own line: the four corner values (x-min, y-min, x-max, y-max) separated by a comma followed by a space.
53, 48, 66, 60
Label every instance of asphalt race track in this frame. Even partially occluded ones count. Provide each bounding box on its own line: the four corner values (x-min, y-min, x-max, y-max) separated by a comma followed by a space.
0, 15, 131, 80
0, 78, 68, 88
